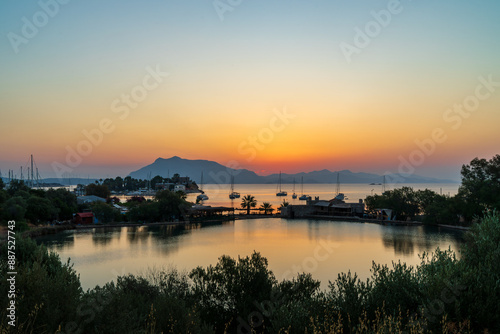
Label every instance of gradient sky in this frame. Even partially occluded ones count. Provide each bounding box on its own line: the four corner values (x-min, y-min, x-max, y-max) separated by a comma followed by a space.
1, 0, 499, 180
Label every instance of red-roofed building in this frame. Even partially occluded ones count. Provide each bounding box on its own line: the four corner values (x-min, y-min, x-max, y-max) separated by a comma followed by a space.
74, 212, 94, 224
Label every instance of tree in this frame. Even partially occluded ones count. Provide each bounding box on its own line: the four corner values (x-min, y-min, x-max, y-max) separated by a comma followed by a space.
171, 173, 180, 184
85, 183, 110, 199
2, 196, 27, 221
365, 187, 419, 220
278, 199, 289, 212
189, 251, 276, 333
458, 154, 500, 220
91, 202, 118, 223
128, 201, 160, 223
6, 180, 30, 196
150, 175, 164, 189
46, 188, 77, 220
0, 178, 4, 190
25, 195, 58, 224
260, 202, 274, 215
241, 195, 257, 215
155, 190, 190, 221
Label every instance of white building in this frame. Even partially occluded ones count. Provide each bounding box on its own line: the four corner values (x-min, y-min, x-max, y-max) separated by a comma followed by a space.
174, 184, 186, 192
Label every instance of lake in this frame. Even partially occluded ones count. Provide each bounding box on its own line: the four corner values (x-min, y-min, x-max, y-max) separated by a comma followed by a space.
37, 217, 464, 291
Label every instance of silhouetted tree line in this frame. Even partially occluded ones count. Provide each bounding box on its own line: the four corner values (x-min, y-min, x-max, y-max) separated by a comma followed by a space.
0, 180, 77, 228
365, 155, 500, 225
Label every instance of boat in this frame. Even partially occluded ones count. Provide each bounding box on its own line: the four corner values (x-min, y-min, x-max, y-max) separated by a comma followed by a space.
334, 172, 346, 201
229, 175, 240, 199
276, 171, 287, 196
196, 172, 209, 201
292, 178, 297, 199
298, 176, 309, 200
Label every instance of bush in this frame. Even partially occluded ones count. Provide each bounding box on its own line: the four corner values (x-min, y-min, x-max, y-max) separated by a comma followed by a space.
0, 238, 82, 331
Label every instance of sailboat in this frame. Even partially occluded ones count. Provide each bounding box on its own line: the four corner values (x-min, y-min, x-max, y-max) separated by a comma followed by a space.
299, 176, 309, 200
197, 172, 209, 201
229, 175, 240, 199
292, 178, 297, 199
334, 172, 345, 201
276, 171, 287, 196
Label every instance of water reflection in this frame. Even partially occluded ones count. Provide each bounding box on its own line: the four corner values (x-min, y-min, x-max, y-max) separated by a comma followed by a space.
37, 219, 465, 290
381, 226, 465, 256
37, 232, 76, 250
91, 227, 121, 247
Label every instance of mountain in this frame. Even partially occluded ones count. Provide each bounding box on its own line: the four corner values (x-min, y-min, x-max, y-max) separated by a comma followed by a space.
128, 156, 459, 184
128, 156, 262, 184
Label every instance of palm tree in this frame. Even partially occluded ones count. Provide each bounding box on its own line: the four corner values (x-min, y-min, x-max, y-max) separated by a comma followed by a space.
241, 195, 257, 215
260, 202, 274, 215
278, 200, 289, 213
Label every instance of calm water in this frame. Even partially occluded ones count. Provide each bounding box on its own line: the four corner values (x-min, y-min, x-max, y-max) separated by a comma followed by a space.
191, 183, 459, 209
37, 218, 464, 291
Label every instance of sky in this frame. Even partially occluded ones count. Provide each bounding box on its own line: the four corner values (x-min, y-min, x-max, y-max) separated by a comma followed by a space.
1, 0, 499, 181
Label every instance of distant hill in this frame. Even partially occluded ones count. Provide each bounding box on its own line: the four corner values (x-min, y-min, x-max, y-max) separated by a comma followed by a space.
128, 156, 459, 184
129, 156, 262, 184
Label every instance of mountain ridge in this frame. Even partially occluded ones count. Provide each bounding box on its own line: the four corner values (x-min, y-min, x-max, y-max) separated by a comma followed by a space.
128, 156, 459, 184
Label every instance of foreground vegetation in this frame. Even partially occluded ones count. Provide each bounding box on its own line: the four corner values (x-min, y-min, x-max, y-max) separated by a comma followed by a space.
1, 211, 499, 333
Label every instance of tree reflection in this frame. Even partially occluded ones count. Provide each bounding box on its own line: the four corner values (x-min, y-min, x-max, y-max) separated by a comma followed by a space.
91, 227, 121, 246
382, 226, 465, 256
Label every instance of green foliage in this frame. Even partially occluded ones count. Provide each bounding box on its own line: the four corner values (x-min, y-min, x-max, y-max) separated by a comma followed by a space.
46, 188, 78, 220
458, 210, 500, 330
241, 194, 257, 215
260, 202, 274, 214
127, 190, 190, 223
365, 187, 420, 220
91, 201, 119, 224
128, 200, 160, 223
0, 237, 82, 331
25, 195, 58, 224
458, 155, 500, 220
327, 271, 372, 329
85, 183, 110, 199
155, 190, 190, 221
189, 251, 276, 332
2, 196, 27, 221
368, 261, 421, 315
6, 180, 30, 196
102, 176, 125, 192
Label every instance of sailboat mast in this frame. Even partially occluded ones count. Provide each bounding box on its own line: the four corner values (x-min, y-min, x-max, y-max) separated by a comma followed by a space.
31, 154, 34, 188
336, 173, 340, 195
200, 172, 204, 191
